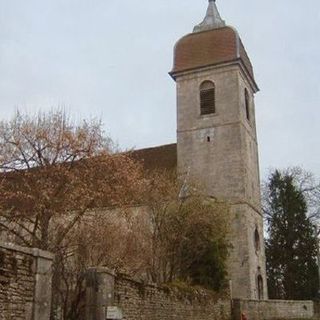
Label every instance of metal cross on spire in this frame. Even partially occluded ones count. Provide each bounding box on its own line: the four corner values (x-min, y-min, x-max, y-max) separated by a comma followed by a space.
193, 0, 226, 33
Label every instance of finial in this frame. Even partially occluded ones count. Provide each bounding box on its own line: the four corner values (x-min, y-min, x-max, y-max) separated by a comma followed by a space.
193, 0, 226, 33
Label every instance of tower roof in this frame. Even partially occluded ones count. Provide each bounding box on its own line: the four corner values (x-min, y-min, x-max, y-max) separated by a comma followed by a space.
170, 1, 258, 91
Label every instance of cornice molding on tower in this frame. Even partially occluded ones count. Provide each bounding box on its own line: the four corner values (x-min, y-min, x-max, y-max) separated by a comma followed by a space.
169, 60, 259, 93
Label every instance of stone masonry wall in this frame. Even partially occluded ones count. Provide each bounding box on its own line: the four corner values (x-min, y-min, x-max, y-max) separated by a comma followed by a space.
175, 63, 267, 300
85, 267, 231, 320
233, 299, 315, 320
0, 242, 53, 320
115, 274, 231, 320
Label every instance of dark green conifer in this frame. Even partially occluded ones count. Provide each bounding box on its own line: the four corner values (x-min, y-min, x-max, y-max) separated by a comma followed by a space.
265, 170, 319, 299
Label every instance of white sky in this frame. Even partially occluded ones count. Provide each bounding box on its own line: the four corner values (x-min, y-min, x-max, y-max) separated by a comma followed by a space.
0, 0, 319, 180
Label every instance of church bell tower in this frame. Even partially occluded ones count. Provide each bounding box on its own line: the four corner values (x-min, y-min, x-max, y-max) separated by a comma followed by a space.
170, 0, 268, 300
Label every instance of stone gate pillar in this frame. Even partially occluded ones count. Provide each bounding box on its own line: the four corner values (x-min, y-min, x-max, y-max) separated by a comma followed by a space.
85, 267, 115, 320
32, 248, 54, 320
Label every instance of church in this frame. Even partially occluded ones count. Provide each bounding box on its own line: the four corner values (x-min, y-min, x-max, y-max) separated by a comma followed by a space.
4, 3, 320, 319
133, 0, 268, 300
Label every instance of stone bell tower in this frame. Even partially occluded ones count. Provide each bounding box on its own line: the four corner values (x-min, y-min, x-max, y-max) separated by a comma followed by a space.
170, 0, 268, 300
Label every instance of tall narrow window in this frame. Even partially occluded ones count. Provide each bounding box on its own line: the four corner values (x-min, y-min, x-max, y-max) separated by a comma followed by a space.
245, 88, 250, 121
257, 275, 264, 300
0, 252, 5, 277
200, 81, 215, 115
254, 228, 260, 252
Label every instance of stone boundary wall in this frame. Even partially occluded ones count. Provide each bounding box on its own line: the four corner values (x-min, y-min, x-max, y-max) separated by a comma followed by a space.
0, 242, 53, 320
85, 267, 231, 320
233, 299, 316, 320
115, 274, 231, 320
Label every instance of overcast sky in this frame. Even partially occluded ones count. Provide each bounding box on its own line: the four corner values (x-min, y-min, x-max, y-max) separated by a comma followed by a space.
0, 0, 319, 180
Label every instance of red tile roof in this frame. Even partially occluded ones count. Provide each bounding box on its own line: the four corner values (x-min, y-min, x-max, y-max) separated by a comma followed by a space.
170, 27, 255, 84
129, 143, 177, 172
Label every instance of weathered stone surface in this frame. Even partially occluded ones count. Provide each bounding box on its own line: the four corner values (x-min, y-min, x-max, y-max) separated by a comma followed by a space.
85, 268, 231, 320
233, 299, 315, 320
86, 267, 115, 320
175, 63, 267, 299
0, 242, 53, 320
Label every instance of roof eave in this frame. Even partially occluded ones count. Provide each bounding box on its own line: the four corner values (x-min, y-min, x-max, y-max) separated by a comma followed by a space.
169, 59, 259, 93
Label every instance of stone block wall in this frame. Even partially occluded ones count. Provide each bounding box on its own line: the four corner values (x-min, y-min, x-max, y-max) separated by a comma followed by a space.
115, 275, 231, 320
0, 242, 53, 320
85, 267, 231, 320
233, 299, 315, 320
175, 63, 267, 300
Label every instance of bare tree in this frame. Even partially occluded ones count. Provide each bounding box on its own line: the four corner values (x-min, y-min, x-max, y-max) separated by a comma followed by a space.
0, 110, 147, 320
262, 167, 320, 223
0, 110, 144, 251
54, 171, 231, 319
0, 111, 231, 318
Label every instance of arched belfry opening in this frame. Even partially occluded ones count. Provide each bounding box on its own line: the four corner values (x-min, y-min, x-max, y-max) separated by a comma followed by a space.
200, 81, 215, 115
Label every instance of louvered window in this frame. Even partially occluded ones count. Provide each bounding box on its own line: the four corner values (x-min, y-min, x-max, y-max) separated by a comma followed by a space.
245, 88, 250, 121
200, 81, 215, 115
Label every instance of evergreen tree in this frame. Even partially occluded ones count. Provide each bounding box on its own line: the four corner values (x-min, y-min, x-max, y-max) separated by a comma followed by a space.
265, 170, 319, 299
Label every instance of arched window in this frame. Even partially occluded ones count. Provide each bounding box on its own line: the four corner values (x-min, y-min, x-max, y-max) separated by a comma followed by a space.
254, 228, 260, 252
245, 88, 250, 121
200, 81, 215, 115
257, 275, 264, 300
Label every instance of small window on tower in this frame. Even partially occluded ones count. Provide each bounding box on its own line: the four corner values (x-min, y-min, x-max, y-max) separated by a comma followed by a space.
245, 88, 250, 121
200, 81, 215, 115
254, 228, 260, 252
257, 275, 264, 300
0, 252, 5, 276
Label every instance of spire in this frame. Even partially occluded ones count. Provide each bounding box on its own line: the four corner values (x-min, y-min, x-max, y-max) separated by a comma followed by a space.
193, 0, 226, 33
